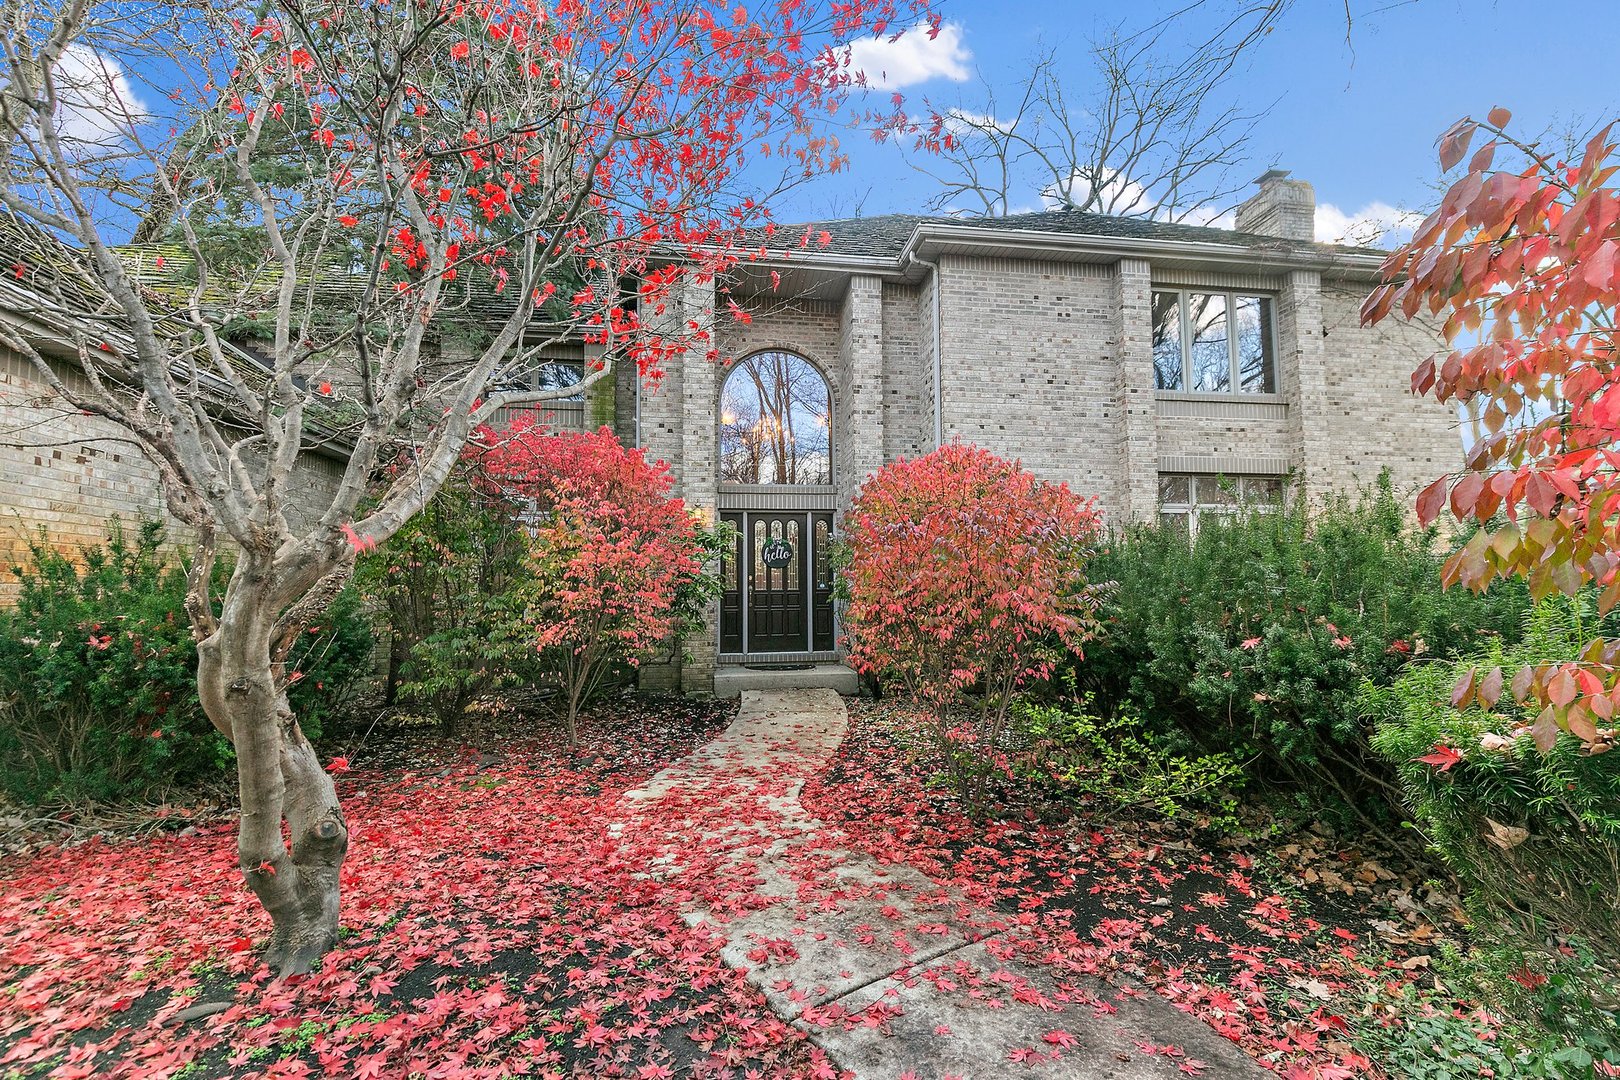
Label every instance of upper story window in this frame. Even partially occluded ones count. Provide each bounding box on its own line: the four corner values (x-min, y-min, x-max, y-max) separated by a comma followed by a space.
719, 351, 832, 485
1152, 290, 1276, 394
492, 359, 586, 400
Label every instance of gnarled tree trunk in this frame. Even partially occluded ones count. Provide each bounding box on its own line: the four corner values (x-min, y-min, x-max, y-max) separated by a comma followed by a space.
196, 554, 348, 976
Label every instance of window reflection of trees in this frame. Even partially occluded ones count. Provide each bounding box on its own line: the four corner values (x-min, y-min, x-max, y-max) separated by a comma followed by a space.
1151, 291, 1183, 390
1150, 290, 1275, 394
1188, 293, 1230, 392
719, 352, 832, 485
1233, 296, 1274, 392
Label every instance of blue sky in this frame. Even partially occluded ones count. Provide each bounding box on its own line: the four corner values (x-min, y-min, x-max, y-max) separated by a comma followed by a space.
791, 0, 1619, 243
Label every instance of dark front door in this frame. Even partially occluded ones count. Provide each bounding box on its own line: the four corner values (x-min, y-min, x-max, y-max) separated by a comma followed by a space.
719, 511, 837, 656
747, 513, 806, 653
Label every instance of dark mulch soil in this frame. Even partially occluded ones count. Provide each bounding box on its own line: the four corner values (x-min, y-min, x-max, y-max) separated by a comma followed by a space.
798, 699, 1478, 1077
0, 691, 847, 1080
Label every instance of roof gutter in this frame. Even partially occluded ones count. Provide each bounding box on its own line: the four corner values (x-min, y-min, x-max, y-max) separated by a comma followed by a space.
904, 251, 943, 449
902, 222, 1389, 277
743, 223, 1388, 280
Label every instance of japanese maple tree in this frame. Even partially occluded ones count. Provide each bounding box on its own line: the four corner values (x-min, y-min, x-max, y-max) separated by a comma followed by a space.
1363, 111, 1620, 755
841, 444, 1105, 791
0, 0, 935, 970
477, 423, 716, 747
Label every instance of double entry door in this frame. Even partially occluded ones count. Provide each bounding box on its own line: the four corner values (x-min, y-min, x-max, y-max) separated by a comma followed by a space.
720, 511, 835, 656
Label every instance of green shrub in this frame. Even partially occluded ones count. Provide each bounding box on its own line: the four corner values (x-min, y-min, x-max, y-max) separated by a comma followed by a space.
1363, 599, 1620, 972
1352, 940, 1620, 1077
1079, 473, 1530, 807
358, 435, 731, 736
286, 583, 377, 737
354, 463, 534, 733
0, 519, 372, 803
1013, 693, 1246, 828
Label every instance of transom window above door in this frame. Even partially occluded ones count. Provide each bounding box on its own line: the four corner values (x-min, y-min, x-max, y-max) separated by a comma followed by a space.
1152, 290, 1277, 394
719, 351, 832, 485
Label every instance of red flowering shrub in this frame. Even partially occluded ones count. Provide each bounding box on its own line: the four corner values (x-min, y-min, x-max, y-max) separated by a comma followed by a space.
841, 444, 1104, 794
478, 424, 721, 746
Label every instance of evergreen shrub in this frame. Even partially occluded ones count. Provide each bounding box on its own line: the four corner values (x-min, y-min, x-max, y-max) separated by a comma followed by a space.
0, 520, 372, 803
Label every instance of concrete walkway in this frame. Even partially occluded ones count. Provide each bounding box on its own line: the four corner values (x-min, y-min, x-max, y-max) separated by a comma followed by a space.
621, 689, 1266, 1080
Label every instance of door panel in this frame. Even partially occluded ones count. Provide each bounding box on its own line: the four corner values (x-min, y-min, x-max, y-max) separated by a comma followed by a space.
811, 513, 834, 651
746, 513, 807, 653
719, 512, 743, 653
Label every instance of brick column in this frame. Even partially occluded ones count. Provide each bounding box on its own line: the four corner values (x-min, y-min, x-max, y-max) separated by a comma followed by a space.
1111, 257, 1159, 524
1278, 269, 1333, 500
837, 274, 885, 516
678, 274, 720, 694
631, 273, 704, 693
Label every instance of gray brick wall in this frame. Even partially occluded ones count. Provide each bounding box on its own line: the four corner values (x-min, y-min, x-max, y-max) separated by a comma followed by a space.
1, 344, 344, 605
678, 275, 720, 694
1315, 283, 1460, 500
836, 276, 885, 512
714, 297, 842, 375
880, 283, 928, 462
1156, 398, 1293, 471
1111, 258, 1158, 521
936, 254, 1124, 517
1, 346, 172, 602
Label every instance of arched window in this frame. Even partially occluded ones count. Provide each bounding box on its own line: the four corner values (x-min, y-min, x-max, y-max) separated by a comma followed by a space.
719, 351, 831, 485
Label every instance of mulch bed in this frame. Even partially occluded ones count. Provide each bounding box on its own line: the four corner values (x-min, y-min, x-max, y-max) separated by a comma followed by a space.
0, 692, 847, 1080
798, 699, 1486, 1079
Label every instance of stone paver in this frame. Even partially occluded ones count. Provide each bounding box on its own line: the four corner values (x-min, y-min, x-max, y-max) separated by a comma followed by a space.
621, 689, 1267, 1079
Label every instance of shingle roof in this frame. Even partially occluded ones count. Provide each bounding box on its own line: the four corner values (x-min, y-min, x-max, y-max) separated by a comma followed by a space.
771, 208, 1380, 262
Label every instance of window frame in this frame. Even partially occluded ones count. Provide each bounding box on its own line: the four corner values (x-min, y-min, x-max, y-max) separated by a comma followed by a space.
1158, 474, 1286, 537
1151, 288, 1279, 395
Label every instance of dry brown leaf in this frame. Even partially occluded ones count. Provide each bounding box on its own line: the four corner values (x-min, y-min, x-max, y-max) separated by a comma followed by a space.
1483, 818, 1530, 850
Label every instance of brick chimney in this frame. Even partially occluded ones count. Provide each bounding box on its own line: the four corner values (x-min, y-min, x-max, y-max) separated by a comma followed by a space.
1234, 169, 1316, 242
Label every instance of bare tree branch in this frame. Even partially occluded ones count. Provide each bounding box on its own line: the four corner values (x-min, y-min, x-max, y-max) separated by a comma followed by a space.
911, 3, 1291, 222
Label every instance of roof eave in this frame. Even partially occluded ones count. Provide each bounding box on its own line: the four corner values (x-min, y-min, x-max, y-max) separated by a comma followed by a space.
920, 222, 1386, 273
741, 222, 1390, 280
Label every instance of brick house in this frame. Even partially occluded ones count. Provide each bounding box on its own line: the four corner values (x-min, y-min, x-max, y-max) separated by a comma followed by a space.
625, 172, 1458, 694
0, 172, 1458, 694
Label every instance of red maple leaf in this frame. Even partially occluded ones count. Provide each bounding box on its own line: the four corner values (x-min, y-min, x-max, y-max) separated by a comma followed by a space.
1415, 743, 1464, 772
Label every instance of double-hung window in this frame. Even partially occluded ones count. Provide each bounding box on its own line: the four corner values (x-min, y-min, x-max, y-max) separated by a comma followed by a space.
1152, 290, 1276, 394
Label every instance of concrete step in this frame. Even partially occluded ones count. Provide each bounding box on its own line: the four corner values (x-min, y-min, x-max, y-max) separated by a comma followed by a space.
713, 662, 859, 699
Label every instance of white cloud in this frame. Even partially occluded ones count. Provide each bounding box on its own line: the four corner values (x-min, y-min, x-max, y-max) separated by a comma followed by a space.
1177, 204, 1237, 230
52, 45, 148, 147
940, 107, 1014, 138
1042, 166, 1155, 217
1037, 168, 1244, 226
845, 21, 970, 90
1315, 200, 1423, 249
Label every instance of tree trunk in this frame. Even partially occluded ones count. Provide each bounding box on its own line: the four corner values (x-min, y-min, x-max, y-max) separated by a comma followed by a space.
565, 675, 583, 750
196, 556, 349, 976
383, 628, 408, 706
